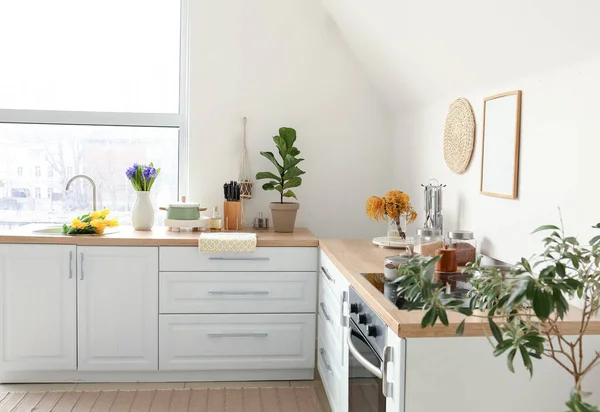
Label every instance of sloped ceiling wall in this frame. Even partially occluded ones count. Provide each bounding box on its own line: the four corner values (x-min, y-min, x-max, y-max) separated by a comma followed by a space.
321, 0, 600, 110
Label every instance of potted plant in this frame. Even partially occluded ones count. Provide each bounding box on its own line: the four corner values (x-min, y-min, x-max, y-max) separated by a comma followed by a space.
393, 217, 600, 411
255, 127, 305, 233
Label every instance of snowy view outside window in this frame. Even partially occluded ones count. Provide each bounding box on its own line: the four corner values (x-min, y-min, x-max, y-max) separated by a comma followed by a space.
0, 0, 184, 230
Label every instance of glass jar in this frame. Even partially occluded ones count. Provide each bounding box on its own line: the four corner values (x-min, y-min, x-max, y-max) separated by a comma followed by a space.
448, 230, 477, 266
414, 228, 444, 257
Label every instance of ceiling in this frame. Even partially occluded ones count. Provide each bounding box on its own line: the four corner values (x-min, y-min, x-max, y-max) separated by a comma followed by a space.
320, 0, 600, 110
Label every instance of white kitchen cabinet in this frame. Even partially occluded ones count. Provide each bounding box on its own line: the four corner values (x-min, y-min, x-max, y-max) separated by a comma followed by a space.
385, 327, 406, 412
0, 244, 76, 372
77, 246, 158, 371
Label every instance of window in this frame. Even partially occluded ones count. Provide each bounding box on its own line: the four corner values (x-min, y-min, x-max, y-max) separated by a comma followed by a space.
0, 1, 189, 229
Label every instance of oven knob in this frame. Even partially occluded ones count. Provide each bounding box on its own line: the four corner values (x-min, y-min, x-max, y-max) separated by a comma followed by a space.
367, 325, 378, 337
350, 303, 360, 314
358, 313, 368, 324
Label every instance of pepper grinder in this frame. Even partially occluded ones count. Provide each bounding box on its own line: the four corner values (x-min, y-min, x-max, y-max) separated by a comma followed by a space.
435, 245, 457, 273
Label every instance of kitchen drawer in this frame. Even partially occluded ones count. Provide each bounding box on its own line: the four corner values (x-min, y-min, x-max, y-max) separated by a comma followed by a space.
317, 318, 348, 412
319, 249, 349, 303
160, 247, 317, 272
159, 314, 315, 371
160, 271, 317, 314
318, 274, 345, 347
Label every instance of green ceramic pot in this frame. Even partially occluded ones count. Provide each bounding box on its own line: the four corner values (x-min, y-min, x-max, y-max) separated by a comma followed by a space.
160, 202, 207, 220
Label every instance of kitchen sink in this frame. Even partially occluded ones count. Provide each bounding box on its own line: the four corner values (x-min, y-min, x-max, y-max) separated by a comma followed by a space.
31, 226, 119, 236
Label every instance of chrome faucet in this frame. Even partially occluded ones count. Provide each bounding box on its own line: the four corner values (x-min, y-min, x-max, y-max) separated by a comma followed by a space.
65, 174, 98, 211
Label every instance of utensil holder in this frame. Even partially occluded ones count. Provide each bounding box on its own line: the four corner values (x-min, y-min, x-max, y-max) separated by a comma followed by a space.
223, 201, 242, 231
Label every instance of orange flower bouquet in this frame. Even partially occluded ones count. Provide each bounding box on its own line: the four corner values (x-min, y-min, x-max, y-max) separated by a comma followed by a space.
366, 190, 417, 239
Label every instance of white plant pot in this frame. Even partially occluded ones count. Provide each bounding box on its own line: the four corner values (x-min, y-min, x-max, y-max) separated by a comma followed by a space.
132, 191, 155, 231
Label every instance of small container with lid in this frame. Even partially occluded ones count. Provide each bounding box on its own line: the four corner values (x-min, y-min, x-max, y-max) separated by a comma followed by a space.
414, 228, 444, 257
448, 230, 477, 266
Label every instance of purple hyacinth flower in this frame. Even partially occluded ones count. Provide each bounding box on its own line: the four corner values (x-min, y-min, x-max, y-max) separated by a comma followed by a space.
142, 165, 157, 181
125, 163, 139, 180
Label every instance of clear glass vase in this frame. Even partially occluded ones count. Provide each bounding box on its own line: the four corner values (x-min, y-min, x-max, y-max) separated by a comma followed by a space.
387, 217, 406, 239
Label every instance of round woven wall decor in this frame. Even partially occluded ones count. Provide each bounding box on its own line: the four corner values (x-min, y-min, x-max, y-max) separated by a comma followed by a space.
444, 97, 475, 174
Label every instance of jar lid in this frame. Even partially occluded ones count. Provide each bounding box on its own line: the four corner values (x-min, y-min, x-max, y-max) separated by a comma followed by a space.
448, 230, 474, 240
417, 228, 441, 236
169, 202, 201, 208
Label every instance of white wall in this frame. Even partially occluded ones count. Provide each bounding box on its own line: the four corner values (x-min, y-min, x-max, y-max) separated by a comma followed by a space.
187, 0, 392, 238
394, 56, 600, 264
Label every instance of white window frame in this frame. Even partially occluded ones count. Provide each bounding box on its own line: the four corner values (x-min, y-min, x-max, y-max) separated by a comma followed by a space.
0, 0, 190, 197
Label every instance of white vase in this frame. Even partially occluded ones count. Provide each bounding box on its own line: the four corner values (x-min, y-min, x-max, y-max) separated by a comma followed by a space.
132, 191, 154, 231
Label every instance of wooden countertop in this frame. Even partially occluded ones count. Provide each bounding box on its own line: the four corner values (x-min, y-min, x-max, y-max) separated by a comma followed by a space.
0, 226, 318, 247
319, 238, 600, 338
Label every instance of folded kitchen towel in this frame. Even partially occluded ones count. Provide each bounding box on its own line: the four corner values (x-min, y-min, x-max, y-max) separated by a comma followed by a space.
198, 232, 257, 253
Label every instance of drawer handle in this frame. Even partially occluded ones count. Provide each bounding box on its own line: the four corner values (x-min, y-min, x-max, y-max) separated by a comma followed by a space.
209, 291, 270, 296
320, 266, 335, 283
319, 302, 332, 323
208, 333, 269, 338
319, 348, 334, 374
209, 257, 270, 261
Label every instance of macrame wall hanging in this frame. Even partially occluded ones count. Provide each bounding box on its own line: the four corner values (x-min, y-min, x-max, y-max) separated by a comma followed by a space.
238, 117, 253, 226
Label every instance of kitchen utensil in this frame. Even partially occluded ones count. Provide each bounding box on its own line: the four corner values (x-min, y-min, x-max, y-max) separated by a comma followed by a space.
224, 181, 242, 201
422, 178, 446, 235
159, 196, 207, 220
223, 200, 241, 230
253, 212, 269, 230
384, 252, 417, 280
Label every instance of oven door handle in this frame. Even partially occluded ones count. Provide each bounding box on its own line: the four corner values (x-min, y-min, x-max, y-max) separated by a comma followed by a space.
346, 327, 382, 379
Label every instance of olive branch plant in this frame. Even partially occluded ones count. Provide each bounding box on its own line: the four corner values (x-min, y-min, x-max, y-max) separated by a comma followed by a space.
393, 219, 600, 411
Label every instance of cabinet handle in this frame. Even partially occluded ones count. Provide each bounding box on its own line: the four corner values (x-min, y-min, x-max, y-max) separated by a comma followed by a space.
382, 346, 393, 398
69, 251, 73, 279
207, 332, 268, 338
341, 291, 348, 327
208, 257, 270, 261
80, 253, 84, 280
319, 302, 332, 323
208, 290, 269, 296
320, 266, 334, 283
319, 348, 333, 374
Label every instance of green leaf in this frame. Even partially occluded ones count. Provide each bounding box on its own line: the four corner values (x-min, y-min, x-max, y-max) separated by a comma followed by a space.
519, 345, 533, 378
456, 319, 466, 336
521, 258, 532, 273
493, 340, 514, 357
556, 262, 566, 277
507, 348, 517, 373
283, 190, 297, 199
565, 237, 579, 245
262, 182, 279, 191
532, 288, 553, 319
507, 278, 529, 308
421, 308, 436, 328
272, 135, 288, 157
283, 166, 305, 180
488, 318, 503, 344
438, 309, 449, 326
279, 127, 297, 149
283, 154, 304, 170
590, 235, 600, 245
532, 225, 560, 234
283, 177, 302, 189
256, 171, 281, 181
259, 151, 284, 174
288, 147, 300, 156
458, 307, 473, 316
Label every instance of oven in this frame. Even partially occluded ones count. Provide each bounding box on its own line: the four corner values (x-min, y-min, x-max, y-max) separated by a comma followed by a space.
347, 287, 393, 412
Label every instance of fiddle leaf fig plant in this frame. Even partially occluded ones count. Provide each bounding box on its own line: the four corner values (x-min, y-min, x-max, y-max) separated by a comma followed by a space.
393, 216, 600, 411
256, 127, 305, 203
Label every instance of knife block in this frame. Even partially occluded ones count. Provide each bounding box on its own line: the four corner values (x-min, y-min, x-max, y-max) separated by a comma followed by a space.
223, 201, 242, 231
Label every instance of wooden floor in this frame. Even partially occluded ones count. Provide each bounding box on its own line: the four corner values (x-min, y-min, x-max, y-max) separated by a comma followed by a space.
0, 380, 332, 412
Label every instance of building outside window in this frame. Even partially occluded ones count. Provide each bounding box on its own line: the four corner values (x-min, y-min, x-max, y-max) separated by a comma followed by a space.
0, 0, 189, 229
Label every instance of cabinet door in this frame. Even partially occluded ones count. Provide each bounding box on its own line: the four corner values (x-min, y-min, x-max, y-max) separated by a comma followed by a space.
385, 327, 406, 412
0, 244, 76, 371
77, 246, 158, 371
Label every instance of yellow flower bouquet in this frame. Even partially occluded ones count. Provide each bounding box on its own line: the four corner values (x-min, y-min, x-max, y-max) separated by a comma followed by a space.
366, 190, 417, 239
62, 209, 119, 235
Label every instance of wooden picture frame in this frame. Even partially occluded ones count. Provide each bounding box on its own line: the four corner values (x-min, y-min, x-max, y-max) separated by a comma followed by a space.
480, 90, 522, 199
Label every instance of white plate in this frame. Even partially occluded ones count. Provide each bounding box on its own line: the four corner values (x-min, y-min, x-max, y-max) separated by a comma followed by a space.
372, 236, 414, 249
